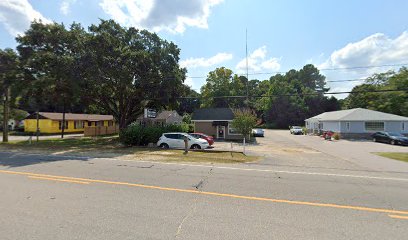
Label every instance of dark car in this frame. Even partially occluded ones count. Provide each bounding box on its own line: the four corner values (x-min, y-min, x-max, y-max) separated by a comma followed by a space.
190, 133, 214, 146
371, 132, 408, 146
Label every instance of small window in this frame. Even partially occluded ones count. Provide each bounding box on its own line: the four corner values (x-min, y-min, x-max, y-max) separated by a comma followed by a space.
74, 121, 83, 129
346, 122, 350, 131
59, 121, 68, 130
228, 125, 240, 135
88, 121, 92, 127
108, 121, 113, 126
365, 122, 384, 131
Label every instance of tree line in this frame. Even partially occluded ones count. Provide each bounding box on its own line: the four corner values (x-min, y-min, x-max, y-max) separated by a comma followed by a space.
1, 19, 407, 133
0, 19, 192, 131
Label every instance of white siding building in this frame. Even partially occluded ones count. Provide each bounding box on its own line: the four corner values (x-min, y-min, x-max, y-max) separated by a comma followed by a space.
305, 108, 408, 139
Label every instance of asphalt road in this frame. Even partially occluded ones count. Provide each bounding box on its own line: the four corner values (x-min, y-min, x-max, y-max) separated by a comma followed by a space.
1, 150, 408, 240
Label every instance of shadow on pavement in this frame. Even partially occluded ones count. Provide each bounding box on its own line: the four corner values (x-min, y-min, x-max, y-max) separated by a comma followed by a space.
0, 152, 90, 168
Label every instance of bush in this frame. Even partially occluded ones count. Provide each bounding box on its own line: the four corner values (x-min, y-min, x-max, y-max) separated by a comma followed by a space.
333, 133, 340, 140
119, 124, 187, 146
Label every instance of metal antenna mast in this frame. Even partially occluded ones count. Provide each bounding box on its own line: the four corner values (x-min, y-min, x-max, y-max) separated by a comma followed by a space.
245, 29, 249, 103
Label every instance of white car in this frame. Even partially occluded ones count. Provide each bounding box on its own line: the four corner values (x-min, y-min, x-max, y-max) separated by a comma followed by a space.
252, 128, 264, 137
157, 132, 209, 149
290, 126, 303, 135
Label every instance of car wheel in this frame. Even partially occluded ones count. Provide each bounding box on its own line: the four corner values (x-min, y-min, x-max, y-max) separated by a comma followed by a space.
191, 144, 201, 150
160, 143, 169, 149
391, 140, 396, 145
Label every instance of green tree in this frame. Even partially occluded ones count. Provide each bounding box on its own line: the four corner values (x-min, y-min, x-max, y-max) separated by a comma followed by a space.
82, 20, 186, 129
231, 108, 257, 140
344, 67, 408, 116
16, 21, 88, 137
200, 67, 234, 108
0, 48, 22, 140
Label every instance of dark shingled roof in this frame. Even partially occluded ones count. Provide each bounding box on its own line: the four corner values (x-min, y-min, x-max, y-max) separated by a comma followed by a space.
191, 108, 234, 121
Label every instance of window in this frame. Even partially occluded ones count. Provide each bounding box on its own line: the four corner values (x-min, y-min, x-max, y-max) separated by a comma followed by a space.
108, 121, 113, 126
346, 122, 350, 131
88, 121, 92, 127
59, 121, 68, 130
228, 125, 240, 135
403, 122, 405, 131
365, 122, 384, 131
74, 121, 84, 129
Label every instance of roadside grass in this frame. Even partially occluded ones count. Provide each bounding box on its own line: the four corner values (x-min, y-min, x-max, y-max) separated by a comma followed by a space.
0, 136, 257, 164
374, 152, 408, 163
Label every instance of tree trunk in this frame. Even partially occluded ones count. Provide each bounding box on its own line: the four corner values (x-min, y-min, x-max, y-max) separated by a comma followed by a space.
2, 88, 9, 143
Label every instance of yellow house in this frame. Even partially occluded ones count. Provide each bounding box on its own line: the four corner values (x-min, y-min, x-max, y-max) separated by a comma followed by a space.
24, 112, 115, 134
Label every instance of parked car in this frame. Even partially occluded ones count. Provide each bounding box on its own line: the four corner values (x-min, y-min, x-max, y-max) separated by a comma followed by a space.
252, 128, 264, 137
157, 132, 209, 149
189, 132, 214, 146
290, 126, 303, 135
372, 132, 408, 146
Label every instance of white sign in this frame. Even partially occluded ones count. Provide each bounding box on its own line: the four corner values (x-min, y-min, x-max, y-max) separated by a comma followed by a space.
144, 108, 157, 118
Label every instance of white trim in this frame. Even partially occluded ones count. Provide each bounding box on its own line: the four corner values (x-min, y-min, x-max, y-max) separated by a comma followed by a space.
364, 121, 385, 132
216, 126, 225, 139
191, 120, 233, 122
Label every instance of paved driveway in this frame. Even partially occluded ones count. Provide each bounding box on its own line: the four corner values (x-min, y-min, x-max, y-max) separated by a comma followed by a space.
213, 129, 408, 173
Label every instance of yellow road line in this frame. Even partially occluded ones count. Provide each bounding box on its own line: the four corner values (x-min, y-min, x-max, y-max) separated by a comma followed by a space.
28, 176, 90, 185
389, 214, 408, 220
1, 169, 408, 215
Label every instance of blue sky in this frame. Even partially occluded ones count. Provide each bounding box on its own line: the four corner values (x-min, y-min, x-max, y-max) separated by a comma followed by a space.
1, 0, 408, 97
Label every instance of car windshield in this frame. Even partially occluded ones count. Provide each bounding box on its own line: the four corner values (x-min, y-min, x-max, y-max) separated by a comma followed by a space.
292, 126, 302, 129
388, 132, 403, 137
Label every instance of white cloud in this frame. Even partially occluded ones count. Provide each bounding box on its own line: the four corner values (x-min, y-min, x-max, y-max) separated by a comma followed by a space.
0, 0, 50, 36
235, 46, 281, 73
180, 52, 233, 69
316, 31, 408, 99
99, 0, 223, 33
184, 77, 194, 87
320, 32, 408, 71
60, 0, 77, 15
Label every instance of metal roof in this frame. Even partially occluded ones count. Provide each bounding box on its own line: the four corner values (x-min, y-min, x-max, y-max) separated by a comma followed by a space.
305, 108, 408, 122
26, 112, 114, 121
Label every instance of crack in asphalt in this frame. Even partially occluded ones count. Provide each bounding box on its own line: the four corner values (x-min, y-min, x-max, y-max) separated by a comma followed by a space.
174, 167, 213, 239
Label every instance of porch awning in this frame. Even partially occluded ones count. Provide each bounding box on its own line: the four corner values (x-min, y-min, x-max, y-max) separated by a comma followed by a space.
212, 121, 229, 126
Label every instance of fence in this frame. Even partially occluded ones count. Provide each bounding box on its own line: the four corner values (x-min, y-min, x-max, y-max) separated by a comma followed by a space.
84, 126, 119, 137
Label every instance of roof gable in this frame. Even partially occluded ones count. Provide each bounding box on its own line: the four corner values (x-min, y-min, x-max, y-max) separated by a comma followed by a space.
136, 110, 180, 120
192, 108, 234, 121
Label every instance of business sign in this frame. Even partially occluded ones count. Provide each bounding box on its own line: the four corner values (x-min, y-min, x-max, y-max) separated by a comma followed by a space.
144, 108, 157, 118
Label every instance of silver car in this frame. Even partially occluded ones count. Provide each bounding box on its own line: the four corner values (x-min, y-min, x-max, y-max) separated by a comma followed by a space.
252, 128, 264, 137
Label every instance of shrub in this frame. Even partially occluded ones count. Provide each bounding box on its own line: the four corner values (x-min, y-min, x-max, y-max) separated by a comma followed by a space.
333, 133, 340, 140
119, 124, 187, 146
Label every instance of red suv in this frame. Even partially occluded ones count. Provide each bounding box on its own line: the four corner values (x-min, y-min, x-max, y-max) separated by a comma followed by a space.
190, 133, 214, 146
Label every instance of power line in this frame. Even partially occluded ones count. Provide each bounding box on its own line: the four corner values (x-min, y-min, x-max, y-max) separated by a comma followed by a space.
185, 63, 408, 79
176, 89, 408, 99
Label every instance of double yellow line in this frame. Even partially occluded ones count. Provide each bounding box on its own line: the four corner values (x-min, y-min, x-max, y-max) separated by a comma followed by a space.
1, 169, 407, 220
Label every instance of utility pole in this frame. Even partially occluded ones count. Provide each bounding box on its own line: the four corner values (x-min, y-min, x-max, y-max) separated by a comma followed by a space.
245, 28, 249, 104
36, 110, 39, 142
2, 87, 10, 143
